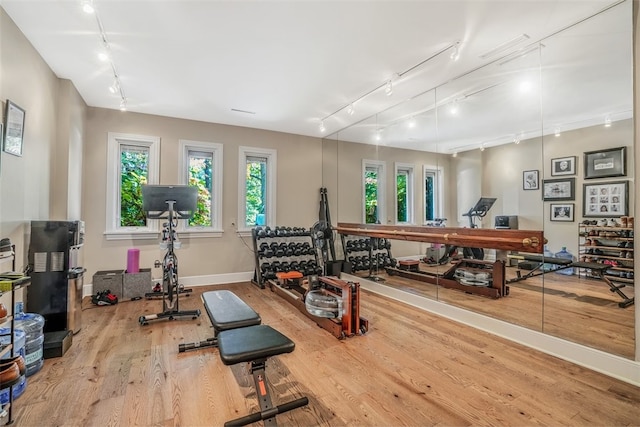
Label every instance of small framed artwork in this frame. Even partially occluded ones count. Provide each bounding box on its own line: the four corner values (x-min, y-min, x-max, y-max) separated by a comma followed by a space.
523, 170, 539, 190
584, 146, 626, 179
550, 203, 574, 222
542, 178, 575, 201
583, 180, 628, 217
551, 156, 576, 176
3, 100, 25, 156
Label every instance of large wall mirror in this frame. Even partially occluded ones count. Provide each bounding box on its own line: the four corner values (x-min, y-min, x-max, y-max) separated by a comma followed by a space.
322, 0, 634, 360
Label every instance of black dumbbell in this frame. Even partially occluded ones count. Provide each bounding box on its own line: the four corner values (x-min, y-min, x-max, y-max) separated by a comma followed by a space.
261, 262, 271, 272
290, 261, 300, 272
280, 262, 290, 272
271, 261, 281, 271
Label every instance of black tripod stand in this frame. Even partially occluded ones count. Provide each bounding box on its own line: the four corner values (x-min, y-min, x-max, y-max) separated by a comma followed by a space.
138, 185, 201, 325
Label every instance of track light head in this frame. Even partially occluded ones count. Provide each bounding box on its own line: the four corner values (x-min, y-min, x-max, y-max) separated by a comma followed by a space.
385, 80, 393, 96
346, 104, 355, 115
319, 121, 326, 133
450, 42, 460, 61
119, 98, 127, 112
604, 115, 612, 127
82, 0, 95, 14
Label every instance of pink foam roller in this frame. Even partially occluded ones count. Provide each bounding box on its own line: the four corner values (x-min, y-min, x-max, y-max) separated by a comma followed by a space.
127, 248, 140, 273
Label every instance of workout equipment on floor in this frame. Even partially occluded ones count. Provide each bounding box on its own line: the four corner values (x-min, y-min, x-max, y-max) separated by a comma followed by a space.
270, 273, 368, 339
387, 259, 509, 299
178, 290, 308, 425
178, 290, 261, 352
218, 325, 309, 426
507, 253, 634, 308
438, 197, 496, 264
138, 185, 201, 325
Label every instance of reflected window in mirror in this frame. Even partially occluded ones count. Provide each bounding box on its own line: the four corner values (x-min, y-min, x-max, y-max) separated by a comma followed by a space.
363, 160, 386, 224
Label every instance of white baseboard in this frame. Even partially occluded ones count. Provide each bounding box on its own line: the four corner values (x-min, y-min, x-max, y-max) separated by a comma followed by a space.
341, 273, 640, 387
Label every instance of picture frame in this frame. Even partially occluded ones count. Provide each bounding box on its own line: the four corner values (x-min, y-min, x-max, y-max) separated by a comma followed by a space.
583, 146, 626, 179
583, 180, 628, 217
3, 100, 25, 157
522, 170, 539, 190
551, 156, 576, 176
542, 178, 575, 201
550, 203, 574, 222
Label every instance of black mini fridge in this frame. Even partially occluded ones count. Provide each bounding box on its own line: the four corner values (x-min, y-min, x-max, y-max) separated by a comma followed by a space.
26, 220, 84, 335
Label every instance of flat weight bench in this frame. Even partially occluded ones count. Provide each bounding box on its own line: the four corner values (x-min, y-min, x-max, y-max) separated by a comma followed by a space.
508, 254, 634, 308
179, 290, 262, 352
218, 324, 309, 426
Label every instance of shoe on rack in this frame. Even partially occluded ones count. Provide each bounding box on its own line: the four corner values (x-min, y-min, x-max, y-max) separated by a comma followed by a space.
91, 290, 118, 306
0, 355, 26, 376
0, 238, 11, 253
0, 361, 20, 385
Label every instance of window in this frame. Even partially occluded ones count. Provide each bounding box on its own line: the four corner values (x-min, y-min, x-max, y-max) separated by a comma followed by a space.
106, 133, 160, 239
423, 166, 442, 223
238, 146, 277, 232
178, 140, 223, 236
395, 163, 414, 224
362, 160, 386, 224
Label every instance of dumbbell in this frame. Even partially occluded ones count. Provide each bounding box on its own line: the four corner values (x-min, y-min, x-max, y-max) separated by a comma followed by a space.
264, 270, 276, 280
293, 243, 302, 256
290, 261, 300, 272
280, 262, 290, 272
261, 262, 271, 272
264, 226, 275, 238
271, 261, 281, 272
255, 226, 266, 239
285, 244, 294, 257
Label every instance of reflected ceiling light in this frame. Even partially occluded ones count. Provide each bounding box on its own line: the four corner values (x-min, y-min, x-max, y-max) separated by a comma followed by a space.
407, 116, 416, 128
605, 115, 612, 127
82, 0, 95, 14
452, 152, 458, 158
480, 144, 485, 152
319, 121, 326, 133
119, 98, 127, 112
519, 80, 533, 93
450, 42, 461, 61
514, 135, 520, 144
554, 127, 561, 137
449, 100, 459, 115
480, 34, 530, 59
98, 51, 109, 62
374, 132, 382, 141
108, 79, 119, 94
346, 103, 355, 115
385, 80, 393, 96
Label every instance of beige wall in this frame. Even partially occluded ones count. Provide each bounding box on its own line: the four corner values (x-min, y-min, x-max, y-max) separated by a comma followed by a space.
82, 108, 322, 281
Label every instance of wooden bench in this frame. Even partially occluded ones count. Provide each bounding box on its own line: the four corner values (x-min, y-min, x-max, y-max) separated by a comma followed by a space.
178, 290, 261, 352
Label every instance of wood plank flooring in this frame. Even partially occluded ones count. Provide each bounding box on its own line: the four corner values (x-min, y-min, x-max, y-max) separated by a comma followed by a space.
355, 263, 635, 359
11, 282, 640, 426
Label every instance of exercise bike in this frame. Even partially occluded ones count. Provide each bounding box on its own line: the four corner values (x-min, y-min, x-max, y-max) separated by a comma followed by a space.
438, 197, 497, 264
139, 185, 201, 325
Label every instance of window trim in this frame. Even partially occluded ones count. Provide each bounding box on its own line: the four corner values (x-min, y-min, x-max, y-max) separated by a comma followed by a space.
178, 139, 224, 238
362, 159, 386, 224
105, 132, 160, 240
423, 165, 443, 224
395, 162, 415, 225
238, 146, 277, 234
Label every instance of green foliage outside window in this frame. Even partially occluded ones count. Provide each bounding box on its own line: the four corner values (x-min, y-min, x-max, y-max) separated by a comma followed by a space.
120, 150, 148, 227
397, 173, 407, 222
245, 159, 266, 226
188, 156, 212, 227
365, 170, 378, 224
425, 175, 435, 221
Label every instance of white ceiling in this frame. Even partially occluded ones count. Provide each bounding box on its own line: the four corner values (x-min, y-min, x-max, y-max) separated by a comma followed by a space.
1, 0, 632, 153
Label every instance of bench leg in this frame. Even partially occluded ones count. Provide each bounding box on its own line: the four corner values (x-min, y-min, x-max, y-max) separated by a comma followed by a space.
598, 273, 635, 308
224, 358, 309, 427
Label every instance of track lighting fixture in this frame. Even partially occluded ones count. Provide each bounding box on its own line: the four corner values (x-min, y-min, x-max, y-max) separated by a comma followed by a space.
554, 128, 561, 137
604, 115, 612, 127
109, 79, 119, 94
319, 121, 326, 133
449, 100, 459, 115
450, 42, 460, 61
82, 0, 95, 14
119, 98, 127, 112
346, 104, 355, 115
385, 80, 393, 96
480, 145, 485, 152
452, 152, 458, 158
407, 116, 416, 128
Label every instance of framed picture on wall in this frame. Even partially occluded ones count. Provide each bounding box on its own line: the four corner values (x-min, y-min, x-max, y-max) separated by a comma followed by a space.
523, 170, 539, 190
583, 180, 628, 217
3, 100, 25, 157
584, 146, 626, 179
542, 178, 575, 201
550, 203, 574, 222
551, 156, 576, 176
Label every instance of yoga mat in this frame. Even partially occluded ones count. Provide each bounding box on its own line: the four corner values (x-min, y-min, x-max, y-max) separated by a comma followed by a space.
127, 248, 140, 273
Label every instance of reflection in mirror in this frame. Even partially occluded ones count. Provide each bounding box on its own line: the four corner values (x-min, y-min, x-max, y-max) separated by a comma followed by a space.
325, 0, 633, 360
539, 1, 634, 359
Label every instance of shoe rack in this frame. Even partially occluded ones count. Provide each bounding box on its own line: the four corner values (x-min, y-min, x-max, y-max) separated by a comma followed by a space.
578, 218, 634, 284
0, 244, 31, 425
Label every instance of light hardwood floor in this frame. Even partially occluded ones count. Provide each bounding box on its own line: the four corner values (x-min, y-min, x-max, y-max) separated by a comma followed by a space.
11, 282, 640, 426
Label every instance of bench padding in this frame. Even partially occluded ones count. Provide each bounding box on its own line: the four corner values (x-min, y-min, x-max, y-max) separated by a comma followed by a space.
218, 324, 295, 366
202, 290, 261, 332
515, 253, 573, 265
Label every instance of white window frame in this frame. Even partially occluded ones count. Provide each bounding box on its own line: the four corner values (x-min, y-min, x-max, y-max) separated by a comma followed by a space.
178, 139, 224, 238
362, 159, 386, 224
395, 162, 415, 224
105, 132, 160, 240
238, 146, 277, 234
423, 165, 443, 224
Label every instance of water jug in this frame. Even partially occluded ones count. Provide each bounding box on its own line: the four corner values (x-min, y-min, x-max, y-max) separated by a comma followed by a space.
554, 247, 575, 275
542, 245, 555, 272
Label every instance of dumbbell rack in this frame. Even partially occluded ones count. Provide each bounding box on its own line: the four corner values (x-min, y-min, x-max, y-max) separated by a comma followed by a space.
251, 226, 322, 289
341, 236, 396, 274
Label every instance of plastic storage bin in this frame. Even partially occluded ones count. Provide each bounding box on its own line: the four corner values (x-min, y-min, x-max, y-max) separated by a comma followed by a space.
554, 247, 575, 275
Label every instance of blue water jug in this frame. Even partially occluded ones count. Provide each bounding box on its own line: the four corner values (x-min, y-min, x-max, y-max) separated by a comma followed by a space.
554, 247, 575, 275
